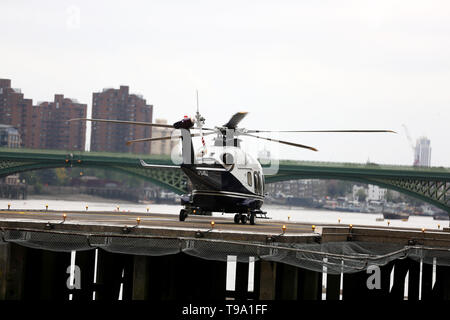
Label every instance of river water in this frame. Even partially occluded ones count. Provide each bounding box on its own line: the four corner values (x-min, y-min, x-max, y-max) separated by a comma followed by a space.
0, 198, 448, 230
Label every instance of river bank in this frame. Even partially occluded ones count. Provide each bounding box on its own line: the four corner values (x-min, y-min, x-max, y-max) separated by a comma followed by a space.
27, 193, 137, 203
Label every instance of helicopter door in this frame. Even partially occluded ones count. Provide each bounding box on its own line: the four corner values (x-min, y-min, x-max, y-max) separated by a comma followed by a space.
258, 172, 263, 195
255, 171, 264, 195
253, 171, 262, 195
261, 172, 265, 194
247, 171, 253, 188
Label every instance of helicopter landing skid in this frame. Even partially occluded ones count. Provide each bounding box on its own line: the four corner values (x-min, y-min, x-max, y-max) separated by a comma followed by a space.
255, 210, 270, 219
233, 210, 268, 225
179, 206, 212, 221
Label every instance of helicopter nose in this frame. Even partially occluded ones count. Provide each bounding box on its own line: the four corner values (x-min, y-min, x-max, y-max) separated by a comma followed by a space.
173, 117, 194, 129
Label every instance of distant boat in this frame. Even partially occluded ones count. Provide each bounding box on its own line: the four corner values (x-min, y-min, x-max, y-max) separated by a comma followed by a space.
432, 213, 449, 220
382, 207, 409, 220
382, 212, 409, 220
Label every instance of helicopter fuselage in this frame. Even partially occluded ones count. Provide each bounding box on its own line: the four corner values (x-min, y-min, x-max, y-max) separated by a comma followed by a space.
73, 110, 393, 226
180, 145, 265, 214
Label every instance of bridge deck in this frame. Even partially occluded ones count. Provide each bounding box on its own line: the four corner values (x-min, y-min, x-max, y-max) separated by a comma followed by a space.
1, 147, 449, 212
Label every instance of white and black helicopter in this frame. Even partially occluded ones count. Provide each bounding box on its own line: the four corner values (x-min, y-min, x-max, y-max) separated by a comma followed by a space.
73, 106, 394, 225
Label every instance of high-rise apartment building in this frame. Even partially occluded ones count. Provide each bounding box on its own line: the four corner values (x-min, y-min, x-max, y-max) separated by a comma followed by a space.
32, 95, 87, 150
0, 125, 21, 185
91, 86, 153, 154
0, 79, 33, 147
414, 137, 431, 167
0, 79, 87, 151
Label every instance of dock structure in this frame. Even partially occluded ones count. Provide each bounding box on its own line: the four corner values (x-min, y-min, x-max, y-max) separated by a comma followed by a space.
0, 209, 450, 301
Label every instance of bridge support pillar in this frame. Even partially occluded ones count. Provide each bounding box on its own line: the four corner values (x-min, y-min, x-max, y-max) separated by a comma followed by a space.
421, 262, 433, 300
276, 263, 298, 300
0, 243, 27, 300
342, 262, 394, 300
148, 255, 176, 300
172, 253, 227, 300
71, 250, 96, 301
138, 254, 227, 301
267, 263, 323, 300
326, 273, 341, 300
389, 258, 410, 299
233, 260, 249, 300
406, 259, 421, 300
132, 255, 149, 300
40, 250, 71, 300
1, 244, 71, 300
258, 260, 277, 300
95, 250, 134, 300
298, 268, 322, 300
0, 243, 9, 299
20, 248, 71, 300
432, 265, 450, 300
342, 270, 367, 300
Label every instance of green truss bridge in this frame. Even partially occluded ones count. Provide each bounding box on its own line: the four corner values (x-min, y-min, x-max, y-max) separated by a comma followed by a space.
0, 148, 449, 214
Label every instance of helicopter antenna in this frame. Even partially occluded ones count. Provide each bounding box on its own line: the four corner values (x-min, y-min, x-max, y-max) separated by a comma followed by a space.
194, 90, 206, 150
196, 89, 199, 113
194, 89, 203, 127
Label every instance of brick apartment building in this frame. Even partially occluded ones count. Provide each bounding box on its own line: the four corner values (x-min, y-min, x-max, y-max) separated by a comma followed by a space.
0, 79, 33, 147
0, 79, 87, 151
33, 94, 87, 150
90, 86, 153, 154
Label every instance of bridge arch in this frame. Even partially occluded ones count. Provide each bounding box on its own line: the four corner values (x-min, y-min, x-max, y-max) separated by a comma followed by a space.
0, 148, 449, 214
0, 154, 187, 195
265, 173, 450, 214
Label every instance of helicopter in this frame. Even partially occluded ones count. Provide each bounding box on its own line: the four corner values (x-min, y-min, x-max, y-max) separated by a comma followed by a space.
72, 107, 395, 225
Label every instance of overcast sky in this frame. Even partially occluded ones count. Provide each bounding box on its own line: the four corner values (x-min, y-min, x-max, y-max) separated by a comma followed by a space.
1, 0, 449, 167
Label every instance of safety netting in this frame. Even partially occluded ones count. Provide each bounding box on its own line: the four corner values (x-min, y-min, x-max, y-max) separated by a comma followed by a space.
1, 228, 450, 274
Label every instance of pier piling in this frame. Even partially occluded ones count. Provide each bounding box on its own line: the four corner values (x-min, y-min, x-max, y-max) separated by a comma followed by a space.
1, 220, 450, 301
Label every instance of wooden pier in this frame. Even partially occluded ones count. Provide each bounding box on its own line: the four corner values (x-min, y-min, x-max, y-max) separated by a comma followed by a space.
0, 209, 450, 302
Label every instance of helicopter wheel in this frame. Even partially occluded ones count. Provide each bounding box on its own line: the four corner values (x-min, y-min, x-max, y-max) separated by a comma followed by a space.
240, 214, 248, 224
249, 213, 255, 225
234, 214, 240, 224
179, 209, 187, 222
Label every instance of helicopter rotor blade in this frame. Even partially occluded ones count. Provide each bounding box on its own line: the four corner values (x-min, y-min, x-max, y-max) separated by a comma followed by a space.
243, 133, 318, 152
223, 112, 248, 129
70, 117, 216, 131
126, 136, 173, 145
246, 129, 397, 134
70, 118, 174, 128
126, 131, 215, 145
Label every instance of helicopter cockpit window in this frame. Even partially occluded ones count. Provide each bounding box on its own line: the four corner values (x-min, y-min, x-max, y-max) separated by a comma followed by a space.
253, 172, 261, 194
247, 172, 252, 186
253, 171, 263, 195
222, 153, 234, 165
261, 173, 265, 194
258, 173, 262, 194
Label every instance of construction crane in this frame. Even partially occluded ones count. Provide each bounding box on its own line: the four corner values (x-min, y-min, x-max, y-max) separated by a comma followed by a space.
402, 124, 419, 166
